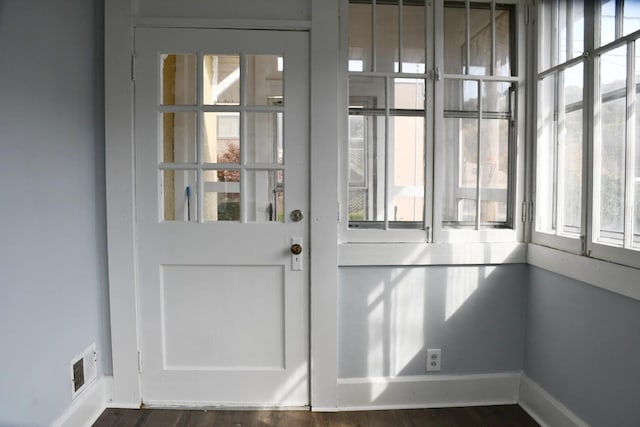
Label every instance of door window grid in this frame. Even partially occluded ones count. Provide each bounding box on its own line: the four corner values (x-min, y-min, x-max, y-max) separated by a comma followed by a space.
158, 53, 285, 223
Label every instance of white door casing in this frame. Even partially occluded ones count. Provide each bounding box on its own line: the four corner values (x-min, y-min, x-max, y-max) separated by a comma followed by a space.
134, 28, 309, 406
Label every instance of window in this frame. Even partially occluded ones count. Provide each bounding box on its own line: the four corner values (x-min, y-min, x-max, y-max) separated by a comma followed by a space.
347, 0, 427, 231
344, 0, 519, 241
535, 0, 640, 267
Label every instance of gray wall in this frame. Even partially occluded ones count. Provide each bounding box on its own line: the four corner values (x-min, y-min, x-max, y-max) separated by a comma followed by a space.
526, 267, 640, 427
0, 1, 111, 426
339, 265, 528, 378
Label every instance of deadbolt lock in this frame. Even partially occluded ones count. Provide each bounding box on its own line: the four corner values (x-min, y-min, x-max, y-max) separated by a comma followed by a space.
290, 209, 304, 222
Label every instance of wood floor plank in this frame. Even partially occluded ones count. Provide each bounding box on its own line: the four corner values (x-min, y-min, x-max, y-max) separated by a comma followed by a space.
93, 406, 539, 427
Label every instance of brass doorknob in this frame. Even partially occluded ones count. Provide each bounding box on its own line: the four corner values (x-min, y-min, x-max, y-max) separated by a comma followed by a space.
291, 243, 303, 255
290, 209, 304, 222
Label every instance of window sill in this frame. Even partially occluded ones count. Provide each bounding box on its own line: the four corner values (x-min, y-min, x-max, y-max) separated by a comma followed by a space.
338, 241, 527, 266
527, 243, 640, 302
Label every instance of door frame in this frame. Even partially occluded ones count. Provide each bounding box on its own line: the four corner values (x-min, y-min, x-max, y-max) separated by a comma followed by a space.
104, 0, 339, 410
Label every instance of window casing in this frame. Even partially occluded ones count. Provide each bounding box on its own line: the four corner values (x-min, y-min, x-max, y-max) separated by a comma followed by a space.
342, 0, 523, 243
535, 0, 640, 268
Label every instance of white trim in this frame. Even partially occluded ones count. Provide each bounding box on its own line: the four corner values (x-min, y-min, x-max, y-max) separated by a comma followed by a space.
336, 373, 521, 410
134, 17, 312, 30
527, 243, 640, 301
141, 402, 308, 410
518, 375, 590, 427
339, 242, 527, 266
105, 0, 142, 407
52, 376, 113, 427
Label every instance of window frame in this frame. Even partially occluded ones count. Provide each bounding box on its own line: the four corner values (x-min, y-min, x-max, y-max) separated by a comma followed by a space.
533, 0, 640, 269
339, 0, 526, 245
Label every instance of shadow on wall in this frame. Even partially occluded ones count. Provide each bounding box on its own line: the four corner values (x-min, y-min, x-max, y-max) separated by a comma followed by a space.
338, 252, 528, 402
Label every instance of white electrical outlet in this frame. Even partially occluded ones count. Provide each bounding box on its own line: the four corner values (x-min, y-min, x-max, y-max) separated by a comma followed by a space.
426, 348, 441, 372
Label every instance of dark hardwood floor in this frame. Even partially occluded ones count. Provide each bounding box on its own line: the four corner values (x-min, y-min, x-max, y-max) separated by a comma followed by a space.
93, 405, 539, 426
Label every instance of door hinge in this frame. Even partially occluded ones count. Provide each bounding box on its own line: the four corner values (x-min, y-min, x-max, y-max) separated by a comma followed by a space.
430, 66, 441, 81
137, 350, 142, 373
131, 55, 136, 81
425, 226, 432, 243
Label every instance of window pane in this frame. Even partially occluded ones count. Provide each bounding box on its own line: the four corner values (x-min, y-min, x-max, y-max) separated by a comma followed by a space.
483, 81, 512, 113
402, 2, 425, 73
571, 1, 585, 59
246, 170, 284, 222
203, 55, 240, 105
468, 6, 491, 76
392, 78, 425, 110
536, 74, 557, 233
444, 5, 466, 74
246, 55, 283, 106
246, 112, 283, 164
538, 0, 553, 72
163, 170, 197, 222
598, 47, 627, 245
162, 112, 196, 164
376, 2, 399, 73
495, 8, 512, 76
601, 0, 616, 47
562, 63, 584, 235
558, 1, 568, 63
162, 54, 196, 105
203, 170, 240, 222
349, 3, 373, 72
635, 45, 640, 248
349, 76, 386, 109
443, 118, 478, 224
444, 79, 478, 112
390, 116, 424, 225
203, 112, 240, 164
479, 119, 509, 223
348, 115, 385, 224
624, 0, 640, 36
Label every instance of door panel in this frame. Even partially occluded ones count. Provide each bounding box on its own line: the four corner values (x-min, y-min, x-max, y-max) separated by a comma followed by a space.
135, 28, 308, 406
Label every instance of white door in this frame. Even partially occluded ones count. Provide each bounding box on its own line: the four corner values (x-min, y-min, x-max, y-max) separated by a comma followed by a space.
134, 28, 309, 406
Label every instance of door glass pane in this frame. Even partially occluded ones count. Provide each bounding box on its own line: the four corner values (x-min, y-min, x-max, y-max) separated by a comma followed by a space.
203, 55, 240, 105
161, 54, 196, 105
402, 1, 425, 73
246, 55, 283, 106
571, 1, 585, 59
203, 170, 240, 222
389, 115, 424, 226
162, 112, 196, 164
246, 170, 284, 222
162, 170, 197, 222
375, 2, 399, 73
635, 46, 640, 248
246, 112, 283, 164
598, 47, 627, 246
483, 82, 511, 113
349, 2, 373, 72
203, 112, 240, 164
443, 118, 478, 225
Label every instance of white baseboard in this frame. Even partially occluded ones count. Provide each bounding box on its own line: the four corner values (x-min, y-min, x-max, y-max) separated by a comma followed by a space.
336, 373, 521, 410
519, 375, 589, 427
52, 376, 113, 427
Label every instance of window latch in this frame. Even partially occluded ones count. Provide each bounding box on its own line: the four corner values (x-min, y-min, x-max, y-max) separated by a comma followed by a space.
430, 66, 441, 81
